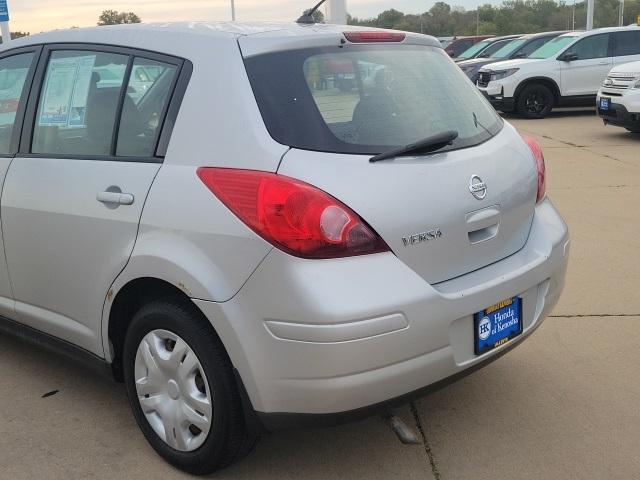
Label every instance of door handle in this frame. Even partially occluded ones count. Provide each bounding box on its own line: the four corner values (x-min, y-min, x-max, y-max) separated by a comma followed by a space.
97, 191, 134, 206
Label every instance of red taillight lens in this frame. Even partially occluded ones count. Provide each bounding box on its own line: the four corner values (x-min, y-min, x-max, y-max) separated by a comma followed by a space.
520, 134, 546, 203
343, 31, 406, 43
197, 168, 390, 259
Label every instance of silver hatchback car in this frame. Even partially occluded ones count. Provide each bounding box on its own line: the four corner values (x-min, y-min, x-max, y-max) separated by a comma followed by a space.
0, 21, 568, 474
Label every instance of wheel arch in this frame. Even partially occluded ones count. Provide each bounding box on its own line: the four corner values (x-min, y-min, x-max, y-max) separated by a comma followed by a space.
106, 277, 197, 381
514, 77, 561, 105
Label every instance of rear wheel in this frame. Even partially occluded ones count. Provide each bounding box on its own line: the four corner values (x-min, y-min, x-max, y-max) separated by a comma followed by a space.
516, 83, 554, 119
123, 298, 256, 475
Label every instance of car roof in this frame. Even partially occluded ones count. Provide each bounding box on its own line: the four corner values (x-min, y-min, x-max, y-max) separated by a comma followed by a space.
520, 30, 570, 39
486, 35, 522, 42
2, 21, 442, 59
558, 25, 639, 39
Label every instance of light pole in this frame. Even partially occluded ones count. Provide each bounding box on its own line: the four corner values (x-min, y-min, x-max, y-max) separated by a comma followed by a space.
572, 0, 576, 29
230, 0, 236, 21
586, 0, 595, 30
619, 0, 624, 26
327, 0, 347, 24
0, 0, 10, 44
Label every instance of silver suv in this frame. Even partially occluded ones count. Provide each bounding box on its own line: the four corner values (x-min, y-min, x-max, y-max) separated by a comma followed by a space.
0, 22, 569, 474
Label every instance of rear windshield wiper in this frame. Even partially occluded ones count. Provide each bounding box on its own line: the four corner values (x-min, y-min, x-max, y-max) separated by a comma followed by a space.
369, 130, 459, 163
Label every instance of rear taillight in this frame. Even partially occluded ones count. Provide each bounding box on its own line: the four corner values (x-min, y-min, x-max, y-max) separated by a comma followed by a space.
343, 31, 406, 43
197, 168, 390, 259
520, 134, 546, 203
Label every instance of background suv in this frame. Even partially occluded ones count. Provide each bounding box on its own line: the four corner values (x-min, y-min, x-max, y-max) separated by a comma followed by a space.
478, 26, 640, 118
458, 31, 566, 84
597, 60, 640, 132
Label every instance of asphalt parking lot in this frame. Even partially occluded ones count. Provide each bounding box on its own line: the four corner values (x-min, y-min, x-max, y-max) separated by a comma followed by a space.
1, 110, 639, 480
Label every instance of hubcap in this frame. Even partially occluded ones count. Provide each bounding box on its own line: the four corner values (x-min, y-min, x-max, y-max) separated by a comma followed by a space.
134, 329, 212, 452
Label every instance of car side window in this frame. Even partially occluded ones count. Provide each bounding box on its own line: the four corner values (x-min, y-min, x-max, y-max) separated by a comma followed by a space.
518, 38, 548, 58
613, 31, 640, 57
568, 34, 610, 60
116, 58, 178, 157
0, 52, 34, 155
32, 50, 128, 156
454, 40, 473, 56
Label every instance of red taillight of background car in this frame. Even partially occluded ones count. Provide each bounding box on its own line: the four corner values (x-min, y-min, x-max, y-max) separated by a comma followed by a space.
343, 31, 406, 43
197, 168, 390, 259
520, 133, 546, 203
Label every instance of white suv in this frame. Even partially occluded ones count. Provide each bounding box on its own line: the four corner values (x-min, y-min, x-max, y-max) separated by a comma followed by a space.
597, 61, 640, 132
478, 27, 640, 118
0, 23, 569, 474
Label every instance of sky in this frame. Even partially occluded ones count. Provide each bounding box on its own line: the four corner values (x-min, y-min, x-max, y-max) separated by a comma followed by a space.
7, 0, 490, 34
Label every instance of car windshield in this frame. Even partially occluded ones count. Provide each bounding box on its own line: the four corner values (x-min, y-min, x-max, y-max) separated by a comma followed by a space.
458, 40, 492, 59
244, 44, 502, 155
491, 39, 527, 59
529, 36, 577, 59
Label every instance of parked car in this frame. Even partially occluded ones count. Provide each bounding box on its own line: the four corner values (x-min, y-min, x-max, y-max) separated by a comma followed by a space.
455, 34, 522, 63
478, 26, 640, 118
597, 60, 640, 132
445, 35, 494, 59
459, 31, 567, 83
437, 36, 455, 48
0, 23, 569, 474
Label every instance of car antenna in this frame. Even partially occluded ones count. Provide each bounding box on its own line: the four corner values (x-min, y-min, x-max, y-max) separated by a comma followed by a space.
296, 0, 328, 24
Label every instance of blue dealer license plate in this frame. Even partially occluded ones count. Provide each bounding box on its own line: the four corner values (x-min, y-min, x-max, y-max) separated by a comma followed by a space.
474, 297, 523, 355
599, 98, 610, 110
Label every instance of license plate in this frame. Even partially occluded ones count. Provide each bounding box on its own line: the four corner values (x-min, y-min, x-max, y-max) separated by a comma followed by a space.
599, 98, 610, 110
474, 297, 523, 355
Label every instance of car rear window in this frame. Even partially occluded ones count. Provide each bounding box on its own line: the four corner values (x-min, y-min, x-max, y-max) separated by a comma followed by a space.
244, 45, 502, 155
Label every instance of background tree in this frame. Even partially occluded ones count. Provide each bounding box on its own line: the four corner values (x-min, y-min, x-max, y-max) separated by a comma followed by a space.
312, 9, 325, 23
0, 31, 29, 43
348, 0, 640, 36
97, 10, 141, 26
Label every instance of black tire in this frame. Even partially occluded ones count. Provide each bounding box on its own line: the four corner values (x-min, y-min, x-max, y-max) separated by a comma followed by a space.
516, 83, 554, 119
123, 298, 257, 475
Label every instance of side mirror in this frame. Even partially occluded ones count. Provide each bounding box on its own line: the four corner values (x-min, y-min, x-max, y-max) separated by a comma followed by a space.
513, 52, 526, 59
560, 52, 579, 62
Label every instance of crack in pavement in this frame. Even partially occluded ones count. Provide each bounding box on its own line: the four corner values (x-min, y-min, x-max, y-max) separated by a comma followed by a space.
549, 313, 640, 318
538, 134, 639, 167
549, 184, 638, 190
410, 402, 441, 480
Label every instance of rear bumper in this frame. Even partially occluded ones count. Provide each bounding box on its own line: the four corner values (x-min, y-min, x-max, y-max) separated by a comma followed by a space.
194, 199, 569, 426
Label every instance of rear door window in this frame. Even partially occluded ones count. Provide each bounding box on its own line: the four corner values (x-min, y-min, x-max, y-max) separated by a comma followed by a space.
0, 52, 35, 154
31, 49, 180, 158
613, 31, 640, 57
32, 50, 128, 156
244, 45, 502, 155
116, 58, 178, 157
567, 34, 611, 60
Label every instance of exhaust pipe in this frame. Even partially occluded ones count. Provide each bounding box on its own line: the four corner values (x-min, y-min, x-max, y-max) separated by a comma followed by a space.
383, 413, 421, 445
